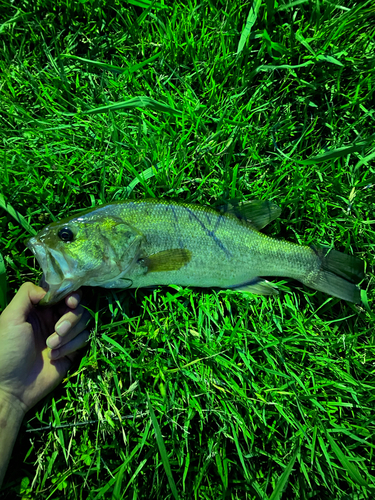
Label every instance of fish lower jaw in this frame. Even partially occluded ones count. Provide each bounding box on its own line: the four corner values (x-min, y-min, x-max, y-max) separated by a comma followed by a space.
38, 280, 78, 306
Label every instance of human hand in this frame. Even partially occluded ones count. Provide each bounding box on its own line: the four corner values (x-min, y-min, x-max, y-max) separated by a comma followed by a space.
0, 282, 90, 415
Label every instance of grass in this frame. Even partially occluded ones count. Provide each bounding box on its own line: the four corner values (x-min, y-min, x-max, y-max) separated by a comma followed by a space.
0, 0, 374, 498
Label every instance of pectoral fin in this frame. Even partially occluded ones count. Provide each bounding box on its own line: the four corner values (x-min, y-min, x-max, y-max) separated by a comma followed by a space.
144, 249, 192, 273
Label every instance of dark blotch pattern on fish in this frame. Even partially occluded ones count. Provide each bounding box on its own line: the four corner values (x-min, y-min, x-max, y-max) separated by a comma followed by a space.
184, 207, 232, 258
214, 214, 224, 232
169, 205, 183, 247
170, 205, 179, 225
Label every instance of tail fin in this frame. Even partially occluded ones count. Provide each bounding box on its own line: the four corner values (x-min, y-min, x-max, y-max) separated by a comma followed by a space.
305, 246, 365, 303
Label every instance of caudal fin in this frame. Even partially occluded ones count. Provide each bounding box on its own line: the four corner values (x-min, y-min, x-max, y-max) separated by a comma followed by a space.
305, 246, 365, 303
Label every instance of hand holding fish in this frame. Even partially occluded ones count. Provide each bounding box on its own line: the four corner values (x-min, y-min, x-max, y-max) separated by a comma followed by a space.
0, 282, 90, 486
0, 282, 90, 413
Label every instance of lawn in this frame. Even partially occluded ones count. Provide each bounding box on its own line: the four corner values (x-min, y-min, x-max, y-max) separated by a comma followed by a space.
0, 0, 374, 498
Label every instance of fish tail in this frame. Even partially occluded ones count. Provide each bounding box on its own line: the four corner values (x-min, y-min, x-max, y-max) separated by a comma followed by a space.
303, 246, 365, 303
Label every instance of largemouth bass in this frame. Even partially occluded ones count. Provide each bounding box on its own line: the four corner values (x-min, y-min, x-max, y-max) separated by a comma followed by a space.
26, 199, 364, 305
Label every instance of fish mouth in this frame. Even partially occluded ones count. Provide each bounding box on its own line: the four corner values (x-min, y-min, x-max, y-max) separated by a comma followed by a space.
26, 237, 78, 306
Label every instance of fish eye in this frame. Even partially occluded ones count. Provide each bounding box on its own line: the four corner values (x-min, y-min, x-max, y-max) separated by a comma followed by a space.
58, 227, 74, 242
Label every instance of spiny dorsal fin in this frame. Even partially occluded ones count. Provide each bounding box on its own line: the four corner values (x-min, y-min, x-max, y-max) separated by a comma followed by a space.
220, 199, 281, 230
144, 249, 192, 273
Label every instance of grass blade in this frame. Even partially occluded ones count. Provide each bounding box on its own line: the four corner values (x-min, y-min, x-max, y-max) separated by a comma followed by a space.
125, 164, 159, 195
0, 252, 7, 310
147, 396, 179, 500
112, 461, 126, 500
230, 422, 249, 480
126, 0, 167, 9
326, 431, 371, 488
102, 333, 134, 362
93, 444, 141, 500
269, 448, 299, 500
122, 458, 148, 497
277, 0, 310, 10
298, 134, 375, 165
237, 0, 262, 55
82, 96, 182, 117
51, 398, 68, 463
0, 194, 36, 235
316, 54, 344, 66
63, 52, 161, 76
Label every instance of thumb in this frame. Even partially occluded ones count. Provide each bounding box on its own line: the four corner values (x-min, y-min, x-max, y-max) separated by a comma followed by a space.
6, 282, 47, 322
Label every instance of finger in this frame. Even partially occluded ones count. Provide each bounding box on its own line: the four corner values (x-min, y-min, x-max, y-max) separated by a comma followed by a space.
52, 313, 90, 349
47, 309, 91, 349
4, 282, 46, 322
49, 330, 90, 360
54, 288, 84, 318
56, 304, 87, 335
65, 288, 83, 310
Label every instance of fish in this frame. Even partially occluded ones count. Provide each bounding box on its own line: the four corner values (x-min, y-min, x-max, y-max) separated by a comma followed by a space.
25, 199, 365, 306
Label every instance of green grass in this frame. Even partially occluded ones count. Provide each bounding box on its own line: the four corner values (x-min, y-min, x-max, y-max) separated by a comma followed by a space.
0, 0, 375, 498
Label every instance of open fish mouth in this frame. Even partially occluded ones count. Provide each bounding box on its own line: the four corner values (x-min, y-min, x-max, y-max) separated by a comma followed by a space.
26, 237, 76, 305
38, 272, 49, 293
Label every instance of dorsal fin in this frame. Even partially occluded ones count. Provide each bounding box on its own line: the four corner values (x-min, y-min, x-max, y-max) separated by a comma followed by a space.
220, 199, 281, 230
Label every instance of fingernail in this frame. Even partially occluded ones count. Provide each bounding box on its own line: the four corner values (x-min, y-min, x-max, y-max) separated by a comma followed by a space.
47, 334, 60, 349
56, 320, 71, 336
49, 348, 60, 360
67, 294, 80, 308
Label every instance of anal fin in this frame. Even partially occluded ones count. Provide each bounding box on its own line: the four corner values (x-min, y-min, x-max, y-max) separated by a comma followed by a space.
229, 279, 279, 296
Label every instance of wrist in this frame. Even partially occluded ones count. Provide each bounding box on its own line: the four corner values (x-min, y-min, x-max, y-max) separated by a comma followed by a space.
0, 389, 26, 488
0, 388, 27, 420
